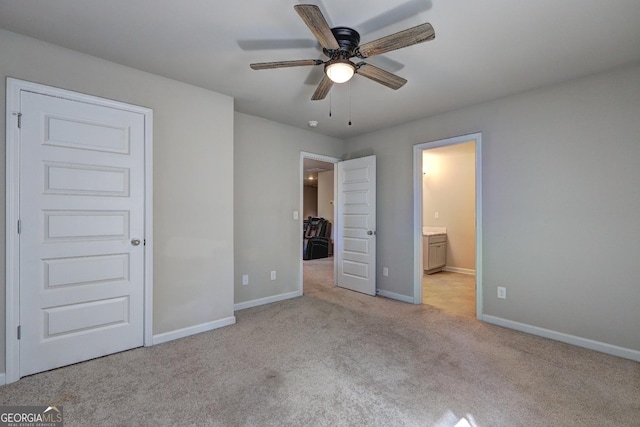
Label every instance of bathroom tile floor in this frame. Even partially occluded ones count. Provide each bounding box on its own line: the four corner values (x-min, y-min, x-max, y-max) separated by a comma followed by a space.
423, 271, 476, 317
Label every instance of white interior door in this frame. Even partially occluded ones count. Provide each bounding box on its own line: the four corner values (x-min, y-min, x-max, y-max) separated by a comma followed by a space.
336, 155, 376, 295
19, 91, 145, 377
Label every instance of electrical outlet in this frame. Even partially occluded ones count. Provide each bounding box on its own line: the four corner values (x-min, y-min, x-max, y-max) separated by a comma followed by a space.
270, 270, 276, 280
293, 211, 299, 220
242, 275, 249, 286
497, 286, 507, 299
383, 267, 389, 277
434, 211, 439, 219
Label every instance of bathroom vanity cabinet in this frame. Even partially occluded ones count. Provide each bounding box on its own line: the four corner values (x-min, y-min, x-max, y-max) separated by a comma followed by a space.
423, 234, 447, 274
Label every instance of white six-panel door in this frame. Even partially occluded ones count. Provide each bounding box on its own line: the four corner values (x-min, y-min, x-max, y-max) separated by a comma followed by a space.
18, 90, 146, 377
336, 156, 376, 295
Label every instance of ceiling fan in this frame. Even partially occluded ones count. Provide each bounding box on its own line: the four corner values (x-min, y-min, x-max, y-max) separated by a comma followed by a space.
250, 4, 435, 100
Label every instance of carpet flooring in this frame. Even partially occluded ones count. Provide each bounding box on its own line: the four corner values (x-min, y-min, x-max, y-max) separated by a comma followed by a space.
0, 257, 638, 426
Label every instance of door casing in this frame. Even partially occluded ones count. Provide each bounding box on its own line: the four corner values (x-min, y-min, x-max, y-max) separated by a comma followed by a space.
5, 78, 154, 384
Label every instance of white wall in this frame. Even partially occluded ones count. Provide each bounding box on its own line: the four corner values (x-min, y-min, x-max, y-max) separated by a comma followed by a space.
317, 170, 334, 225
234, 113, 343, 306
0, 29, 235, 371
345, 62, 640, 353
303, 186, 318, 219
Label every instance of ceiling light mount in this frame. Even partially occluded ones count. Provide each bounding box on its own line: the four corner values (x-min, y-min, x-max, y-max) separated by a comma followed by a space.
323, 27, 361, 57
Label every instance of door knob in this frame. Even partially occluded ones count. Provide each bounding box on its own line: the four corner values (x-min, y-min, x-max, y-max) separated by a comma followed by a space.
367, 230, 376, 235
131, 238, 141, 246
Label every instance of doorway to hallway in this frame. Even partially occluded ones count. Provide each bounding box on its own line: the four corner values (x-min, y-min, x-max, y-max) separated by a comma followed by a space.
300, 154, 338, 294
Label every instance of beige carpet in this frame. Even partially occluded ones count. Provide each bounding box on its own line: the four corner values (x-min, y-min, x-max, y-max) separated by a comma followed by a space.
0, 257, 638, 426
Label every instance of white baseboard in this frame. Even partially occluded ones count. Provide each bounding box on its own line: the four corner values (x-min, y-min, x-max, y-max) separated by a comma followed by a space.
443, 266, 476, 275
152, 316, 236, 345
482, 315, 640, 362
376, 289, 415, 304
234, 290, 302, 311
0, 373, 5, 386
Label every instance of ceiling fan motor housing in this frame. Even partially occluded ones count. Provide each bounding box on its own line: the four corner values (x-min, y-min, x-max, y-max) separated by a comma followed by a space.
324, 27, 361, 59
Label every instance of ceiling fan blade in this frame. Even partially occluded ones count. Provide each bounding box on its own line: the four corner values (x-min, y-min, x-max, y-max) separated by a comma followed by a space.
294, 4, 340, 50
311, 74, 334, 100
357, 23, 435, 58
356, 62, 407, 90
250, 59, 322, 70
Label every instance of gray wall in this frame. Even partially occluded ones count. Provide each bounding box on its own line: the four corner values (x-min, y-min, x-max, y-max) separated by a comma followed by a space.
345, 62, 640, 352
234, 113, 343, 305
0, 29, 235, 372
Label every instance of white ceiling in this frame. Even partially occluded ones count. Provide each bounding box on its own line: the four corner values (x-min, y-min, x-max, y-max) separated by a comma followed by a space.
1, 0, 639, 139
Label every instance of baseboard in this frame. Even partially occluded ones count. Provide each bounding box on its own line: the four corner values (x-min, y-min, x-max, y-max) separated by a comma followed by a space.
234, 290, 302, 311
443, 266, 476, 275
376, 289, 414, 304
152, 316, 236, 345
0, 373, 5, 386
482, 315, 640, 362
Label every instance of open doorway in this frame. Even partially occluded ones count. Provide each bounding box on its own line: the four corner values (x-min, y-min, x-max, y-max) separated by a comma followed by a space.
422, 142, 476, 316
413, 133, 483, 319
300, 153, 339, 295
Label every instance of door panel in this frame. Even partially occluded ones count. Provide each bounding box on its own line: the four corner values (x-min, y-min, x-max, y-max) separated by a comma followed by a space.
19, 91, 145, 377
336, 156, 376, 295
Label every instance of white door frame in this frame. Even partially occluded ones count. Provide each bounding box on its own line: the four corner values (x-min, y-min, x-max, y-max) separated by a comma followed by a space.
5, 78, 154, 384
299, 152, 340, 293
413, 133, 483, 318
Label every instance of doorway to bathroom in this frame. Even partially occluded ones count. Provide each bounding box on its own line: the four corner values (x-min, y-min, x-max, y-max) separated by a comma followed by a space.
413, 133, 483, 318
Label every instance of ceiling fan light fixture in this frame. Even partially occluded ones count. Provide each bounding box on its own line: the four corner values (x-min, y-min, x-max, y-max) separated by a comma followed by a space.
326, 60, 355, 83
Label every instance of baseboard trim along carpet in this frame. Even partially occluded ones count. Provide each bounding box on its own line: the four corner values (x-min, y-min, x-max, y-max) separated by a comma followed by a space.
376, 289, 415, 304
0, 373, 5, 386
234, 290, 302, 311
152, 316, 236, 345
482, 314, 640, 362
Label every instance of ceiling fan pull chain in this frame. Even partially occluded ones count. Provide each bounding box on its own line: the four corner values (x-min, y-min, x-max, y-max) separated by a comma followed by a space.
329, 91, 332, 117
348, 81, 352, 126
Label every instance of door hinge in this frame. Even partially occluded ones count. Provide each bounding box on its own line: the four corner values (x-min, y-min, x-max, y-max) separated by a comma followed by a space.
17, 112, 22, 129
17, 219, 21, 234
17, 325, 21, 340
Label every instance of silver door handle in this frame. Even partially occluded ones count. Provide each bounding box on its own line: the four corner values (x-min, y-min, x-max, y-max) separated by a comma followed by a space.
367, 230, 376, 235
131, 238, 141, 246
